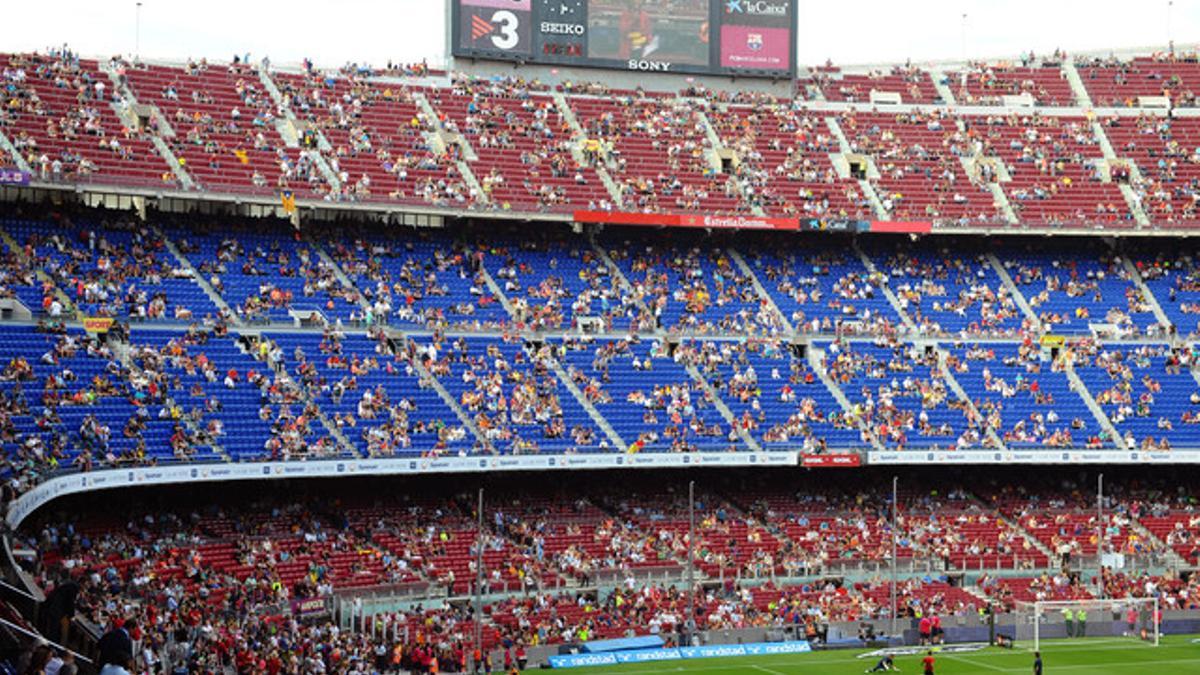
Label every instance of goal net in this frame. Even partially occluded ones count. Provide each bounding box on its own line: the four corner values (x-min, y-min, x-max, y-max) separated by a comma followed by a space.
1013, 598, 1160, 651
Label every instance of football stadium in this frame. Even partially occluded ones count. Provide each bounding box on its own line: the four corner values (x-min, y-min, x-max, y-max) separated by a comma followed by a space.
0, 0, 1199, 673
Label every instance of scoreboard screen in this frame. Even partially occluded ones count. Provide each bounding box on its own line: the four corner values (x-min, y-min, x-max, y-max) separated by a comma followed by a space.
452, 0, 796, 78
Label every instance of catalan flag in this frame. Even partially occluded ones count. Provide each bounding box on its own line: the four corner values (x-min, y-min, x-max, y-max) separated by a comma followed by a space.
280, 190, 296, 214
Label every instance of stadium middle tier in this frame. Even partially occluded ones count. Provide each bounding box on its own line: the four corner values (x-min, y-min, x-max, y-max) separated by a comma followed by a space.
3, 207, 1200, 491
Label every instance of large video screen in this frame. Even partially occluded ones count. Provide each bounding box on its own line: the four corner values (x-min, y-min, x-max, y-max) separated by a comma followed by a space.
452, 0, 795, 78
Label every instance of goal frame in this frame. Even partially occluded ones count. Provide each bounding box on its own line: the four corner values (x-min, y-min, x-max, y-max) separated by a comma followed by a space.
1015, 597, 1160, 651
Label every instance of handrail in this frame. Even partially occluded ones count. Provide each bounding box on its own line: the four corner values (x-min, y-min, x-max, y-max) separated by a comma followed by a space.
0, 616, 94, 664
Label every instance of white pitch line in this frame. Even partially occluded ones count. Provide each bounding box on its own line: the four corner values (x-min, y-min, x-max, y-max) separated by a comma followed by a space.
751, 665, 788, 675
940, 653, 1009, 672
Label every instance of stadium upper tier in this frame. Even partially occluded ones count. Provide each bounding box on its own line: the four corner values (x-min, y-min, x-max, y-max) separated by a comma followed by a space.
5, 50, 1200, 227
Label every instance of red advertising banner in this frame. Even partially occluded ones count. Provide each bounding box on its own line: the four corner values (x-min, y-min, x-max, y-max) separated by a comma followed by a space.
801, 454, 862, 468
869, 220, 933, 234
677, 214, 798, 230
573, 211, 798, 231
572, 210, 677, 226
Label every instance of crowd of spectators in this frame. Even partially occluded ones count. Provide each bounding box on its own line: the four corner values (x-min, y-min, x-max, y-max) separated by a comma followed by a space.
17, 471, 1200, 672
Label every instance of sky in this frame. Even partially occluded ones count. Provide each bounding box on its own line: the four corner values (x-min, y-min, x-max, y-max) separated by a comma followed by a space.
4, 0, 1197, 70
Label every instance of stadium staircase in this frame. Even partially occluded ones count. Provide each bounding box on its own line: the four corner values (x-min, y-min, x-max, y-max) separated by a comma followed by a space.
852, 241, 918, 332
798, 69, 827, 102
1062, 358, 1129, 450
727, 248, 792, 333
99, 60, 197, 190
1089, 120, 1151, 227
412, 91, 489, 207
246, 335, 362, 458
952, 117, 1020, 225
690, 101, 765, 217
1061, 61, 1095, 108
118, 331, 233, 463
587, 233, 654, 331
0, 130, 32, 173
1126, 519, 1188, 568
393, 331, 494, 453
155, 226, 241, 325
551, 91, 624, 207
805, 345, 884, 453
1114, 248, 1173, 336
684, 362, 763, 452
934, 346, 1009, 452
960, 584, 996, 607
986, 253, 1044, 330
0, 225, 74, 316
825, 117, 890, 219
312, 242, 367, 311
966, 491, 1059, 565
928, 67, 958, 105
257, 67, 343, 194
545, 353, 627, 450
585, 496, 700, 578
477, 264, 519, 321
986, 179, 1020, 226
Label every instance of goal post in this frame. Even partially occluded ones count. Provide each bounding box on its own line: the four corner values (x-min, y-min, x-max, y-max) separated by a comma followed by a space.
1013, 597, 1160, 651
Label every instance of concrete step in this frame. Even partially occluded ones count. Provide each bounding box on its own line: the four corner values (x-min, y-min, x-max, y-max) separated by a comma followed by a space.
552, 91, 623, 207
685, 364, 762, 452
1061, 61, 1094, 108
0, 226, 74, 316
238, 336, 361, 458
0, 129, 32, 173
728, 247, 791, 333
546, 351, 625, 450
986, 252, 1042, 330
156, 227, 242, 326
257, 67, 342, 193
1115, 252, 1172, 336
935, 345, 1009, 451
1063, 358, 1128, 449
808, 346, 884, 453
99, 60, 195, 189
394, 332, 494, 454
853, 240, 917, 332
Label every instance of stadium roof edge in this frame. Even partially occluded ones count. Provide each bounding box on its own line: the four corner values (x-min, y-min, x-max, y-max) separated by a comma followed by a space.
30, 41, 1190, 84
802, 41, 1187, 74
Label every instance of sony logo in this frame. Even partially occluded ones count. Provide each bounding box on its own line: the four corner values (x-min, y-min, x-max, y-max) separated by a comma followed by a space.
541, 22, 584, 35
628, 59, 672, 71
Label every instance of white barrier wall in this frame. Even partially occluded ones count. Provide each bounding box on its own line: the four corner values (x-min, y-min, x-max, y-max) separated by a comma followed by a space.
4, 451, 799, 528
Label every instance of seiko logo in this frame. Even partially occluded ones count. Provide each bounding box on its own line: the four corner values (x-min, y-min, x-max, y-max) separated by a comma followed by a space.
541, 21, 584, 35
628, 59, 672, 71
726, 0, 789, 16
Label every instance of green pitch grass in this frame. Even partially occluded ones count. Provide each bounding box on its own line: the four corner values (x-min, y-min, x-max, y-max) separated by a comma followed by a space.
563, 635, 1200, 674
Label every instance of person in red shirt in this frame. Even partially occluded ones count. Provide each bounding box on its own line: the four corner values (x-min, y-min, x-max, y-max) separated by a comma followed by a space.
918, 616, 932, 644
923, 650, 936, 674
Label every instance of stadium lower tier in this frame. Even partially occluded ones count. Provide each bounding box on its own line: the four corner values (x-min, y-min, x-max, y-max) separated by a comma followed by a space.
15, 469, 1200, 671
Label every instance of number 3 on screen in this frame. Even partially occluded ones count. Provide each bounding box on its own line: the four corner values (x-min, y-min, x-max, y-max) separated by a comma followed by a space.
491, 10, 520, 50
